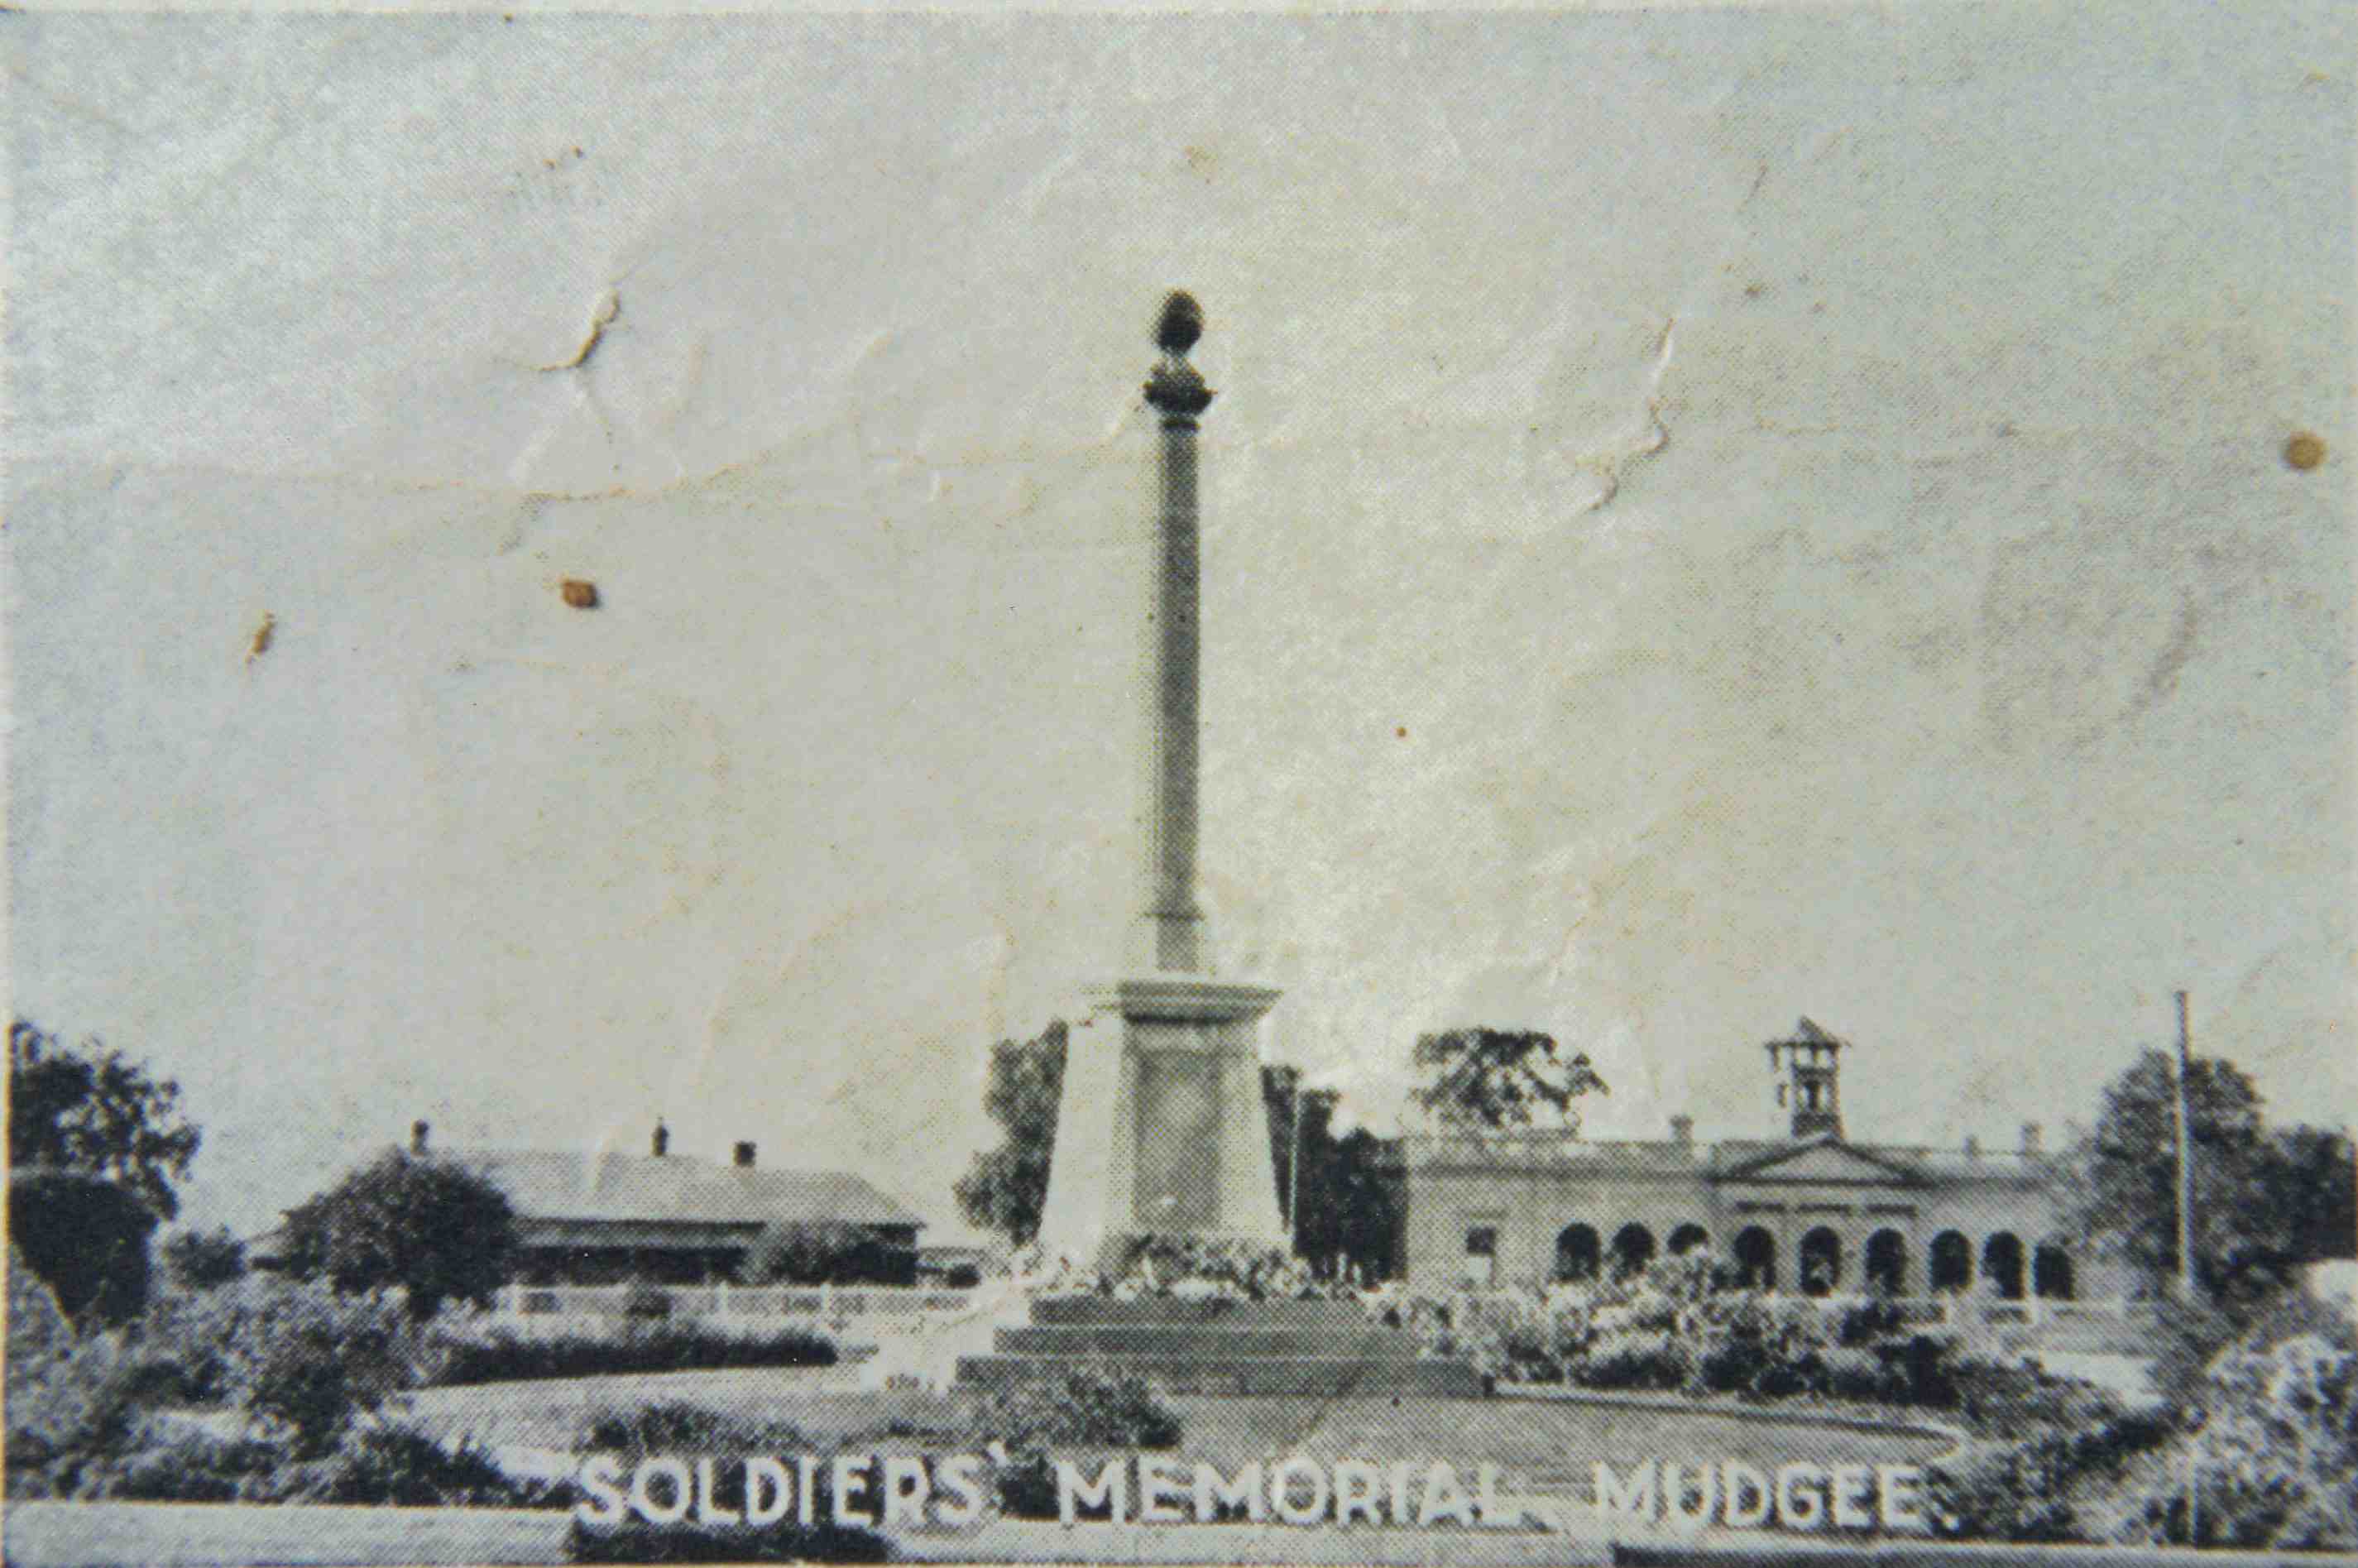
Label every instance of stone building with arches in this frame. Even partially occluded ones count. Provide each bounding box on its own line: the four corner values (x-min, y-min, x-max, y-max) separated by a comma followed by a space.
1399, 1019, 2131, 1308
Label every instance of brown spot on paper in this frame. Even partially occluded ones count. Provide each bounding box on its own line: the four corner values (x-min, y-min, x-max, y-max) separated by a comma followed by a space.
559, 579, 600, 610
2285, 431, 2327, 470
244, 611, 275, 664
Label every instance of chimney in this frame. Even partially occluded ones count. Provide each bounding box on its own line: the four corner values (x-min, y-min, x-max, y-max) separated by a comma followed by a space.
651, 1120, 670, 1158
2020, 1122, 2042, 1155
1669, 1115, 1694, 1147
733, 1141, 757, 1168
410, 1120, 430, 1156
1963, 1134, 1981, 1158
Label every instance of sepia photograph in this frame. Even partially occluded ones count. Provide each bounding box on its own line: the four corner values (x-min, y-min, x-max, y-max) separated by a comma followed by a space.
6, 5, 2353, 1563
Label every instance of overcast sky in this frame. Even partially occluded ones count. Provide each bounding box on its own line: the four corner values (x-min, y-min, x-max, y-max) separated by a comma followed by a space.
8, 6, 2351, 1240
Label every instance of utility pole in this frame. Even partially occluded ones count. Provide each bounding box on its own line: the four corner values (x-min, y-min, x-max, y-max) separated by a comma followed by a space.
2173, 989, 2198, 1302
1288, 1071, 1305, 1247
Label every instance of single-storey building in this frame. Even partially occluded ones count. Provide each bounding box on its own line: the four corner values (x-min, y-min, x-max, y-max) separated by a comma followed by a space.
257, 1120, 925, 1286
1402, 1018, 2134, 1305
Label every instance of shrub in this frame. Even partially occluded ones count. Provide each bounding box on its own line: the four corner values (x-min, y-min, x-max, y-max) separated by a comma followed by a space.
738, 1221, 898, 1286
5, 1335, 152, 1498
992, 1448, 1058, 1519
276, 1421, 564, 1507
565, 1518, 890, 1563
63, 1417, 284, 1502
431, 1323, 836, 1386
2112, 1321, 2358, 1549
1837, 1297, 1908, 1346
218, 1279, 425, 1455
580, 1400, 812, 1455
161, 1226, 249, 1291
964, 1365, 1181, 1451
1929, 1412, 2173, 1542
9, 1169, 158, 1327
1575, 1331, 1693, 1393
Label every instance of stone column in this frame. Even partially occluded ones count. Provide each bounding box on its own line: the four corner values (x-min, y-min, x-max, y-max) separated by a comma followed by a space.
1133, 293, 1215, 974
1033, 294, 1288, 1267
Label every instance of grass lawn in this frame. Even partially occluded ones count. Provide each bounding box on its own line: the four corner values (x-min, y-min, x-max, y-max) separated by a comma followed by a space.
405, 1374, 1954, 1505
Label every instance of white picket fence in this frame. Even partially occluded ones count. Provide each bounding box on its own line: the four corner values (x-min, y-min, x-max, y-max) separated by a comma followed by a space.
486, 1281, 979, 1330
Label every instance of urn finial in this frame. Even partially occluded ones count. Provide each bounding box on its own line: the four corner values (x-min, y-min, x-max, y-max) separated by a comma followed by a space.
1155, 290, 1204, 356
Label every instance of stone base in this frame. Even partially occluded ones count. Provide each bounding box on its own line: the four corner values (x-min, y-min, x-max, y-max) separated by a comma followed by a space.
1033, 976, 1287, 1268
953, 1296, 1484, 1399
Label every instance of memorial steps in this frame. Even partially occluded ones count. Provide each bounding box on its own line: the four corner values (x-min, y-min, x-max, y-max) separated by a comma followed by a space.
954, 1296, 1485, 1398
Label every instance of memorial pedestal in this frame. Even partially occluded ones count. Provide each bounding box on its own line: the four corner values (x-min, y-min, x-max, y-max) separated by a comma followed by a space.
1033, 976, 1287, 1271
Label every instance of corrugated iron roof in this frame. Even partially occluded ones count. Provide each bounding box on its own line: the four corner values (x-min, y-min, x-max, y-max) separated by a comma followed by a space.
443, 1148, 925, 1229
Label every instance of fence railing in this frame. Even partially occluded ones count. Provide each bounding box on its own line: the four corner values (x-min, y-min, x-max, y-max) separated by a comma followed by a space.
491, 1282, 980, 1324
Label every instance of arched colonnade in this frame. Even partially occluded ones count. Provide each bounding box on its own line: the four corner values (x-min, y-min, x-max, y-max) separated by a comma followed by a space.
1547, 1219, 2076, 1300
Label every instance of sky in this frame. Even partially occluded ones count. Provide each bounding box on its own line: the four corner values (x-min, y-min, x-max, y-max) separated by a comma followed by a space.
7, 5, 2351, 1242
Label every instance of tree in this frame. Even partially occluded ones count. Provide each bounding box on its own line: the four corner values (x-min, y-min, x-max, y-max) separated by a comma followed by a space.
2067, 1048, 2353, 1307
2265, 1124, 2358, 1267
162, 1225, 250, 1291
9, 1019, 201, 1221
7, 1168, 157, 1326
280, 1151, 518, 1320
1409, 1027, 1609, 1131
737, 1220, 891, 1285
954, 1021, 1066, 1246
1262, 1069, 1403, 1279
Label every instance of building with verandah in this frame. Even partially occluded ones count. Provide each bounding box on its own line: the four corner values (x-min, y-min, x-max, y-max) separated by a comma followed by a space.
1400, 1018, 2134, 1309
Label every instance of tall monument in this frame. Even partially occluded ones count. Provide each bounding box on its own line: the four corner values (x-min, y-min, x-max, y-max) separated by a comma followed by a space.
1033, 294, 1289, 1264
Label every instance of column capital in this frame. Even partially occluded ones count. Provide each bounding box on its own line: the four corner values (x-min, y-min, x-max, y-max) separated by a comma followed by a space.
1145, 359, 1214, 422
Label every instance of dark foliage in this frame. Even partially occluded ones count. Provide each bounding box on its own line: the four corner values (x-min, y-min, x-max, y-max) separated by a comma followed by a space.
9, 1169, 159, 1326
37, 1415, 561, 1507
737, 1220, 896, 1286
992, 1449, 1062, 1520
434, 1323, 835, 1386
2067, 1048, 2356, 1303
566, 1518, 890, 1563
953, 1022, 1065, 1246
161, 1225, 248, 1291
8, 1019, 200, 1221
280, 1148, 519, 1319
1263, 1070, 1403, 1279
1929, 1412, 2173, 1542
964, 1364, 1181, 1450
229, 1285, 421, 1456
1409, 1027, 1608, 1130
579, 1399, 812, 1455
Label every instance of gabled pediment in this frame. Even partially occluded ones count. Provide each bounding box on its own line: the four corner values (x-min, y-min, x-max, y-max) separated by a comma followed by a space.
1715, 1137, 1927, 1189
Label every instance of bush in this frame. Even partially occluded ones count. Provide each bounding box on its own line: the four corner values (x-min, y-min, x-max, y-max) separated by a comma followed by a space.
1837, 1297, 1908, 1346
739, 1221, 899, 1286
1929, 1412, 2173, 1542
964, 1365, 1181, 1451
432, 1323, 836, 1386
991, 1447, 1061, 1521
565, 1518, 890, 1563
6, 1335, 153, 1498
221, 1281, 424, 1455
278, 1421, 564, 1506
162, 1227, 248, 1291
580, 1400, 812, 1456
2111, 1321, 2358, 1549
60, 1418, 285, 1502
9, 1169, 158, 1327
1577, 1331, 1693, 1392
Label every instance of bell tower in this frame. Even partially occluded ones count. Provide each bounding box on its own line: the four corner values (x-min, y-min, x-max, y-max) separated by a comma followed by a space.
1765, 1017, 1844, 1139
